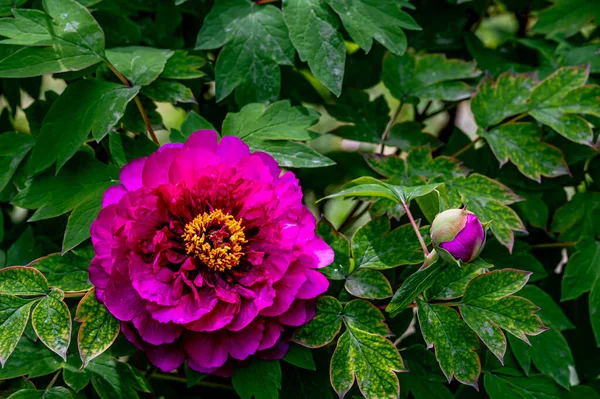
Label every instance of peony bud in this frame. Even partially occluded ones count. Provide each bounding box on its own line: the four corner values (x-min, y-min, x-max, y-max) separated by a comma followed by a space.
430, 209, 485, 264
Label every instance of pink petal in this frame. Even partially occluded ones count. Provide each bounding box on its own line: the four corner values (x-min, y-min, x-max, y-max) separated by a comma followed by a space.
183, 130, 219, 152
142, 146, 183, 188
184, 333, 228, 369
102, 185, 127, 208
228, 322, 264, 360
217, 136, 250, 164
145, 341, 185, 372
132, 311, 182, 345
120, 157, 146, 191
296, 269, 329, 299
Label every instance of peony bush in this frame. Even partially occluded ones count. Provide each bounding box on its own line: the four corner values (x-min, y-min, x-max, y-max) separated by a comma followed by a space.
0, 0, 599, 398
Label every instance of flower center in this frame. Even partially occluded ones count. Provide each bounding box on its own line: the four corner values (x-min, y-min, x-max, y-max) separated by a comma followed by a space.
182, 209, 247, 272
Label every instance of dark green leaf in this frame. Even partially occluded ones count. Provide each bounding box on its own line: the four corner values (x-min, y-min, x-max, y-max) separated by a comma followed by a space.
0, 337, 62, 379
427, 262, 489, 301
7, 386, 73, 399
0, 295, 37, 367
0, 267, 49, 295
31, 288, 71, 361
293, 296, 343, 348
62, 196, 102, 253
28, 249, 92, 293
518, 286, 574, 332
532, 0, 600, 38
106, 46, 174, 86
387, 260, 445, 317
324, 0, 419, 55
232, 359, 282, 399
195, 0, 294, 104
283, 344, 316, 371
248, 140, 334, 168
141, 80, 196, 104
0, 132, 35, 192
483, 373, 562, 399
316, 219, 351, 280
84, 355, 151, 399
75, 289, 120, 367
26, 80, 138, 175
345, 268, 392, 299
160, 50, 206, 80
283, 0, 345, 95
383, 52, 480, 101
550, 192, 600, 242
416, 297, 481, 386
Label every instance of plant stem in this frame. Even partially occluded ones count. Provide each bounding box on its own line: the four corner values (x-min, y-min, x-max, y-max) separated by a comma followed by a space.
63, 290, 89, 298
47, 370, 61, 389
531, 241, 576, 249
379, 102, 403, 154
505, 113, 527, 124
150, 372, 234, 390
423, 102, 457, 120
106, 62, 160, 146
452, 137, 481, 157
400, 198, 429, 256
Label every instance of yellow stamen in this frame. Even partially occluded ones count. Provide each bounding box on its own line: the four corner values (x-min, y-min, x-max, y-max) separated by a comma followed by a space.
182, 209, 247, 272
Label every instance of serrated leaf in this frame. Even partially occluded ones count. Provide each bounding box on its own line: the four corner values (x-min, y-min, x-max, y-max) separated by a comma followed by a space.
62, 196, 102, 253
0, 132, 35, 192
532, 0, 600, 38
324, 0, 419, 55
416, 297, 481, 386
383, 52, 480, 101
352, 217, 429, 270
331, 325, 404, 399
28, 250, 92, 293
519, 286, 574, 332
106, 46, 174, 86
387, 260, 445, 317
0, 267, 49, 295
483, 373, 563, 399
459, 270, 546, 363
427, 262, 489, 301
31, 289, 71, 361
195, 0, 294, 104
75, 289, 120, 367
14, 152, 119, 222
7, 386, 73, 399
282, 343, 316, 371
550, 192, 600, 242
232, 359, 282, 399
160, 50, 206, 80
479, 123, 569, 182
84, 355, 151, 399
0, 0, 104, 77
26, 80, 139, 175
0, 295, 37, 367
316, 219, 351, 280
248, 140, 335, 168
345, 269, 392, 299
283, 0, 345, 95
293, 296, 343, 348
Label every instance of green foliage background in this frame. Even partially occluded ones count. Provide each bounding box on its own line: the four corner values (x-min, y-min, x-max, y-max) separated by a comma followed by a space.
0, 0, 599, 398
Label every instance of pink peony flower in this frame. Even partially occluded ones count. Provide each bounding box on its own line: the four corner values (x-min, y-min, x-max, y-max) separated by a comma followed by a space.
430, 209, 485, 264
89, 130, 333, 373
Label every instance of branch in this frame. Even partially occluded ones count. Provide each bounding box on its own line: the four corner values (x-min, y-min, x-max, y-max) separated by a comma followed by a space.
400, 198, 429, 256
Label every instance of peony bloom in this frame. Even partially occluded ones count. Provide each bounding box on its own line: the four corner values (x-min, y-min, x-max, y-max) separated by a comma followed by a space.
89, 130, 333, 373
430, 209, 485, 264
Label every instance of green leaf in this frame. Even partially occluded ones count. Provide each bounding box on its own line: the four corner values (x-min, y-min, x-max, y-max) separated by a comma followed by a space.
471, 73, 536, 129
184, 362, 206, 388
63, 354, 91, 391
550, 192, 600, 242
75, 289, 120, 368
345, 269, 392, 299
0, 295, 37, 367
171, 110, 216, 144
160, 50, 206, 80
518, 286, 574, 332
459, 270, 546, 363
427, 262, 489, 301
560, 240, 600, 345
62, 196, 102, 253
26, 80, 139, 175
383, 52, 480, 101
387, 260, 445, 317
83, 355, 151, 399
508, 329, 574, 389
141, 80, 196, 104
195, 0, 294, 104
7, 386, 73, 399
106, 46, 174, 86
28, 249, 92, 293
385, 122, 440, 152
479, 123, 569, 182
0, 337, 62, 379
14, 152, 119, 222
31, 289, 71, 361
293, 296, 343, 348
0, 0, 105, 77
532, 0, 600, 38
283, 0, 346, 95
232, 359, 282, 399
0, 132, 35, 192
316, 219, 351, 280
483, 373, 563, 399
416, 297, 481, 386
352, 217, 429, 269
282, 343, 316, 371
249, 140, 334, 168
324, 0, 420, 55
398, 346, 452, 398
0, 267, 49, 295
343, 299, 390, 336
330, 325, 404, 399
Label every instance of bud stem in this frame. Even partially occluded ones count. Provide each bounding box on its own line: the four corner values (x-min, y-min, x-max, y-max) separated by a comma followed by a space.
400, 198, 430, 257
